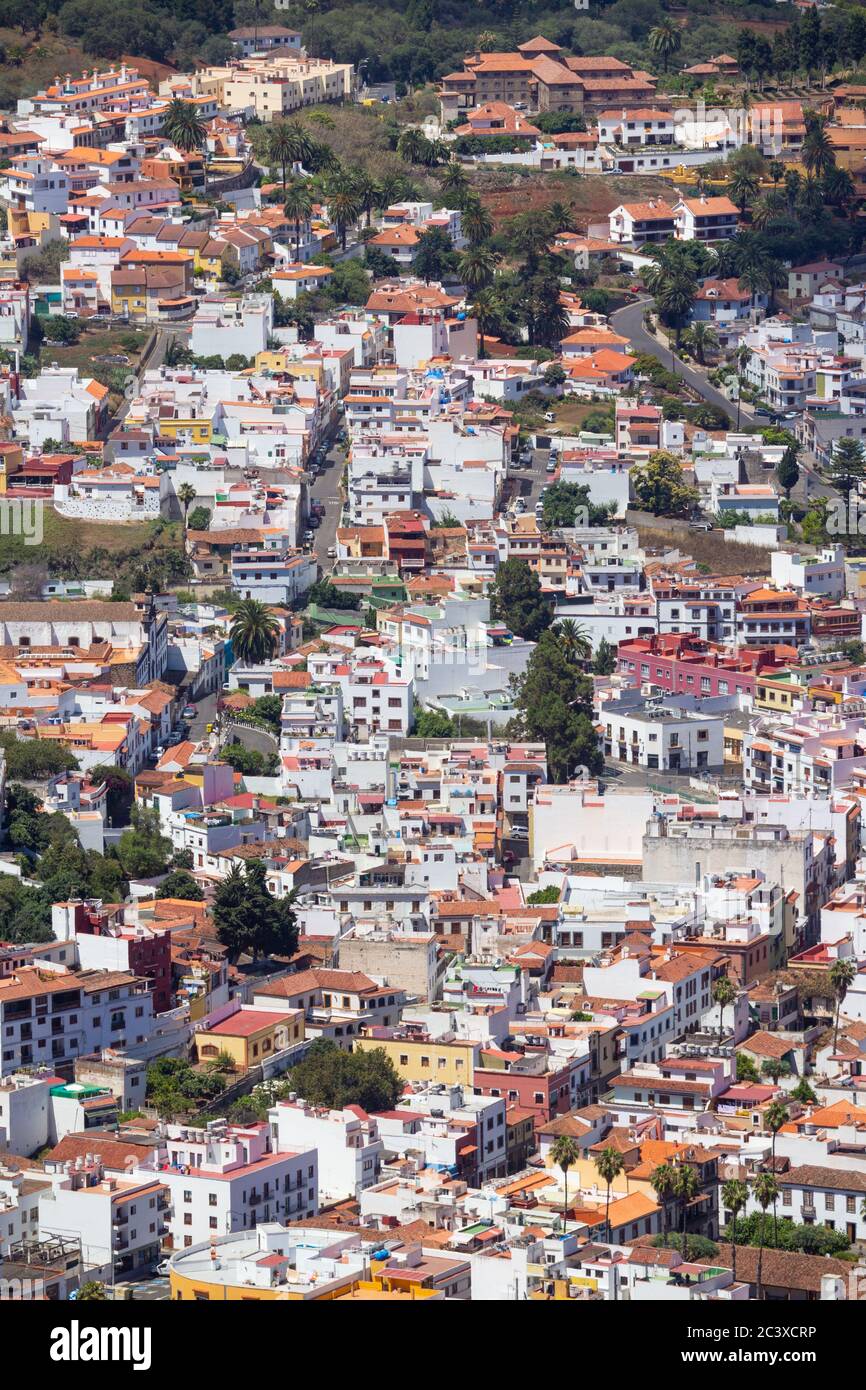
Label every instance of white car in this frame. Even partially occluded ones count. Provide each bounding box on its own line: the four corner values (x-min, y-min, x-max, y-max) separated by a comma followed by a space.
327, 545, 337, 558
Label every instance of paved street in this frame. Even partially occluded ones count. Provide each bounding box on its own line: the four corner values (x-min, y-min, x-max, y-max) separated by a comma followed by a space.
310, 438, 344, 573
611, 298, 835, 506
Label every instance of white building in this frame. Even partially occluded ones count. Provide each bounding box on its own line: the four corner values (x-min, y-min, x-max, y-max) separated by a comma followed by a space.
136, 1118, 317, 1251
269, 1099, 383, 1204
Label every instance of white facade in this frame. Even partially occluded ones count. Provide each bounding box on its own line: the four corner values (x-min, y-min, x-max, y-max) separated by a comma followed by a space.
269, 1100, 383, 1204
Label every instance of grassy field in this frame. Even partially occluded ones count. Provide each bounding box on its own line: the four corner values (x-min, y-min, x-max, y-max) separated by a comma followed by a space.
637, 524, 772, 576
40, 324, 150, 375
0, 512, 184, 576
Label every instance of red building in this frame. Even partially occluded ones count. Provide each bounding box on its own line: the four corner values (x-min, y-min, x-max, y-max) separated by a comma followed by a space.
617, 633, 790, 700
474, 1049, 591, 1130
386, 511, 428, 573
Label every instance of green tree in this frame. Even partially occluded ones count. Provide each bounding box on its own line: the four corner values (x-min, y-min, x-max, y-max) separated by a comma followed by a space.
630, 451, 697, 518
554, 618, 591, 664
212, 859, 297, 962
551, 1134, 579, 1220
75, 1281, 108, 1301
591, 637, 617, 676
777, 445, 800, 498
721, 1177, 749, 1284
489, 558, 553, 640
283, 179, 315, 260
116, 805, 172, 879
830, 957, 857, 1051
162, 99, 206, 155
802, 112, 835, 179
651, 1161, 679, 1245
791, 1077, 817, 1105
414, 707, 457, 738
648, 17, 682, 73
412, 226, 455, 284
177, 482, 197, 523
764, 1099, 789, 1245
713, 974, 736, 1047
287, 1038, 401, 1111
685, 321, 718, 366
594, 1145, 625, 1241
269, 119, 313, 188
461, 198, 494, 248
325, 175, 361, 252
187, 506, 211, 532
727, 167, 761, 215
512, 629, 602, 783
753, 1171, 779, 1300
676, 1163, 700, 1264
230, 599, 280, 664
470, 287, 502, 359
458, 244, 499, 293
827, 437, 866, 499
157, 869, 205, 901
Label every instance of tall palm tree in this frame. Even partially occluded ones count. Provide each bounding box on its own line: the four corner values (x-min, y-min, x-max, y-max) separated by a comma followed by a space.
177, 482, 197, 523
229, 599, 280, 665
397, 128, 428, 165
458, 244, 499, 292
594, 1145, 625, 1241
354, 172, 381, 229
764, 1098, 789, 1245
802, 112, 835, 179
269, 119, 314, 188
650, 1161, 678, 1246
735, 343, 752, 429
687, 321, 718, 367
283, 180, 314, 261
675, 1163, 699, 1262
712, 975, 736, 1047
551, 1134, 579, 1221
326, 176, 362, 252
727, 167, 761, 216
648, 18, 682, 74
461, 198, 494, 248
720, 1177, 748, 1284
440, 161, 469, 203
162, 98, 206, 154
830, 957, 857, 1051
548, 200, 576, 234
753, 1171, 779, 1301
653, 267, 697, 349
469, 287, 501, 359
554, 618, 591, 663
823, 164, 856, 214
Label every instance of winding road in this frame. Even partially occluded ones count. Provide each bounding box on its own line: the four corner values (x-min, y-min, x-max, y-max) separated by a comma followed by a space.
610, 297, 834, 504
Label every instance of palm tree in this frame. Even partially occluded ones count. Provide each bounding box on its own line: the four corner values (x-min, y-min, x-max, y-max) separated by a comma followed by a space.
823, 164, 855, 214
750, 189, 788, 232
458, 244, 499, 292
735, 343, 751, 429
753, 1171, 779, 1300
177, 482, 197, 523
796, 176, 825, 226
653, 267, 697, 349
675, 1163, 699, 1263
229, 599, 280, 665
686, 321, 718, 367
648, 18, 682, 74
727, 167, 761, 216
470, 287, 502, 359
354, 172, 381, 229
548, 200, 576, 234
650, 1161, 678, 1246
440, 161, 469, 203
283, 179, 314, 261
326, 176, 362, 252
594, 1145, 625, 1241
551, 1134, 579, 1221
802, 112, 835, 179
269, 119, 314, 188
712, 975, 736, 1046
162, 98, 206, 155
397, 128, 428, 165
554, 618, 591, 662
461, 198, 494, 248
764, 1098, 789, 1245
830, 957, 857, 1051
720, 1177, 748, 1284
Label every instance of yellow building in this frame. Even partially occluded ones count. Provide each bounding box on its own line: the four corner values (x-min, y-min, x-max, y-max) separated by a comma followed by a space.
0, 442, 25, 494
194, 1006, 303, 1072
353, 1030, 478, 1086
754, 675, 799, 713
157, 416, 212, 446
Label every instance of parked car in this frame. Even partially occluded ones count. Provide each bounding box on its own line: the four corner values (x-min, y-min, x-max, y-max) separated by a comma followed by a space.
327, 545, 337, 558
154, 745, 166, 760
546, 460, 557, 473
181, 704, 197, 719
